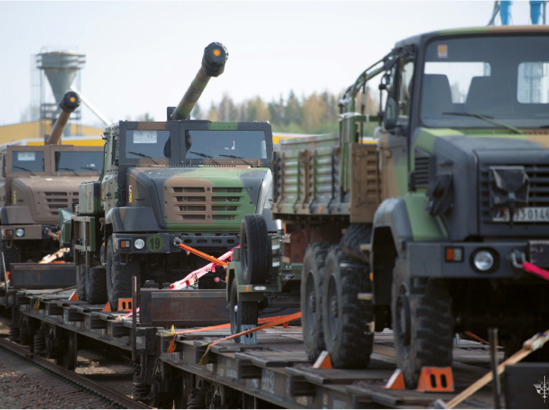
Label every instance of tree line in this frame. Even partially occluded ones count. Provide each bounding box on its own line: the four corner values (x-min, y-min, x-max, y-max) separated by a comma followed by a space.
190, 89, 377, 135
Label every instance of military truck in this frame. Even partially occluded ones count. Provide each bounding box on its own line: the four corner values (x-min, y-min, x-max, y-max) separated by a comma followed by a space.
0, 91, 104, 270
71, 42, 276, 310
229, 26, 549, 388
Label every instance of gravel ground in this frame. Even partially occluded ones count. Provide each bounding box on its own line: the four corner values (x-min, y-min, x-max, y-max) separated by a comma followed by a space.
0, 347, 130, 409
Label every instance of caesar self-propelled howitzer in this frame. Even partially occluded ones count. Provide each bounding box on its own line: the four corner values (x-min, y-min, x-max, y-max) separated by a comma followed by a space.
0, 91, 104, 306
70, 42, 275, 311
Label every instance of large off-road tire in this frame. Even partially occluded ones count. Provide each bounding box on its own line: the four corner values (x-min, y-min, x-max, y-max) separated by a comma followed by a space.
301, 242, 332, 362
322, 246, 374, 368
240, 214, 271, 284
106, 237, 133, 311
85, 267, 108, 305
229, 280, 258, 343
392, 258, 454, 388
340, 224, 371, 261
76, 265, 86, 301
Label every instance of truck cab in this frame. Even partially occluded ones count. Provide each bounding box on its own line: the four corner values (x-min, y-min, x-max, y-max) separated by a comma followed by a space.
0, 144, 103, 266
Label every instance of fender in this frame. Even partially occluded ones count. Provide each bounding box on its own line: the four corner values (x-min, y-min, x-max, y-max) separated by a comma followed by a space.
0, 206, 34, 225
371, 194, 448, 305
255, 170, 278, 233
105, 207, 160, 233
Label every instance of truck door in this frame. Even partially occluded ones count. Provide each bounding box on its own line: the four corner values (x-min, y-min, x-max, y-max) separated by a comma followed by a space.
378, 55, 415, 200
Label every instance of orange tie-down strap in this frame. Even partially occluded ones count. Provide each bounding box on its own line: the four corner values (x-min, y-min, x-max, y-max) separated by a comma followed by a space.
165, 312, 302, 361
177, 243, 228, 267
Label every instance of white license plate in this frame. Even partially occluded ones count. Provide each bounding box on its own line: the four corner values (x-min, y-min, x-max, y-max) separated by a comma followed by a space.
493, 207, 549, 222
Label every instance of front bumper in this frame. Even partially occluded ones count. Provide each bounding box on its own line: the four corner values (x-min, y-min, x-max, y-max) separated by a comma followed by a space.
408, 240, 548, 280
112, 232, 239, 253
1, 224, 45, 241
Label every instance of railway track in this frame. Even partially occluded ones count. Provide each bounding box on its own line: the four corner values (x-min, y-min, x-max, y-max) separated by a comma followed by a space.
0, 324, 149, 409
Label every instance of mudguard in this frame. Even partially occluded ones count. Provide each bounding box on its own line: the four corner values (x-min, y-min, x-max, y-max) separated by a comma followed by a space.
0, 206, 34, 225
371, 194, 448, 305
106, 207, 160, 233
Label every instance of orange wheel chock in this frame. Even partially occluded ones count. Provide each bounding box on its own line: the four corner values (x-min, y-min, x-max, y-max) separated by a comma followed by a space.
102, 302, 111, 312
69, 291, 78, 301
118, 298, 133, 312
312, 351, 332, 369
416, 367, 454, 392
385, 369, 405, 390
385, 367, 454, 392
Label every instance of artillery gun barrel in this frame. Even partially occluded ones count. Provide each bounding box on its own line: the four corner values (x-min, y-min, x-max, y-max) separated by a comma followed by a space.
171, 42, 228, 121
46, 91, 81, 145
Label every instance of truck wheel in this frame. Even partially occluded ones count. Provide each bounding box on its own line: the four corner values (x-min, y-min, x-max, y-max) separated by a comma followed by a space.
322, 246, 373, 368
85, 267, 108, 305
76, 265, 86, 301
340, 224, 371, 261
106, 237, 133, 311
301, 242, 332, 362
240, 214, 271, 284
229, 280, 258, 343
392, 259, 453, 388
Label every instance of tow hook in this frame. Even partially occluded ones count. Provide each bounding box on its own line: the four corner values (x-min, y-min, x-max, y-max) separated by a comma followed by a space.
173, 237, 182, 246
510, 250, 526, 269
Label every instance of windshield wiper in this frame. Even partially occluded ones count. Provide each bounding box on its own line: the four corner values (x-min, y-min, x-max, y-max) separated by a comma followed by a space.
13, 166, 36, 176
57, 167, 82, 176
188, 151, 220, 165
442, 112, 523, 134
189, 151, 212, 158
127, 151, 159, 165
219, 154, 254, 167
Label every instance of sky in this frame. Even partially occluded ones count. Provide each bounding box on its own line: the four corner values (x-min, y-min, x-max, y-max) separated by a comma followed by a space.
0, 0, 539, 127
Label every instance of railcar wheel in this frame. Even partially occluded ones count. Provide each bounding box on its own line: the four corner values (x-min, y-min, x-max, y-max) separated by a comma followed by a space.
229, 280, 258, 343
85, 267, 108, 304
301, 242, 332, 362
57, 331, 77, 371
322, 246, 373, 369
76, 265, 86, 301
240, 214, 271, 284
106, 237, 133, 311
391, 258, 454, 388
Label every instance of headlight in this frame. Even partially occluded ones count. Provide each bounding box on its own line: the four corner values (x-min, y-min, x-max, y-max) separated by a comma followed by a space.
472, 249, 495, 272
134, 239, 145, 250
15, 228, 25, 237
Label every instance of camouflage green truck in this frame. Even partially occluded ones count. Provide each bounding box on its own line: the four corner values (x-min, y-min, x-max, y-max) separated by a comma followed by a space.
71, 42, 276, 310
0, 91, 103, 270
229, 26, 549, 387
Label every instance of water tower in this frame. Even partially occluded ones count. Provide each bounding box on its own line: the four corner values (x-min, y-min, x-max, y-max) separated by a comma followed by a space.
36, 51, 85, 139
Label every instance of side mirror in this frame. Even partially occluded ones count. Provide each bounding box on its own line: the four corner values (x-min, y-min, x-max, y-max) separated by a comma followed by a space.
384, 96, 399, 130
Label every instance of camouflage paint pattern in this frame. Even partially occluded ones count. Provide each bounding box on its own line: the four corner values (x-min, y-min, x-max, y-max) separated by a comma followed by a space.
126, 166, 268, 232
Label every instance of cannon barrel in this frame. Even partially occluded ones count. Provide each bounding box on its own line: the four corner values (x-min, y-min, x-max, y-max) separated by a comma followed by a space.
171, 42, 228, 121
45, 91, 81, 145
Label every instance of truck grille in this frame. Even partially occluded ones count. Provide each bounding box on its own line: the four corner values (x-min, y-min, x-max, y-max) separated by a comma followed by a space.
413, 148, 432, 187
43, 191, 78, 216
479, 163, 549, 224
166, 185, 246, 223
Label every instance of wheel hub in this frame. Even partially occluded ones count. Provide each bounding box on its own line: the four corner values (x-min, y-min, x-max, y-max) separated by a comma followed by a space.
330, 296, 338, 318
308, 293, 316, 313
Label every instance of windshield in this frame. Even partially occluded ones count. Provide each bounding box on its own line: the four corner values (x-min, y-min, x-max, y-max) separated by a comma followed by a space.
12, 151, 44, 173
420, 35, 549, 128
184, 130, 267, 159
55, 151, 103, 173
125, 130, 171, 160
